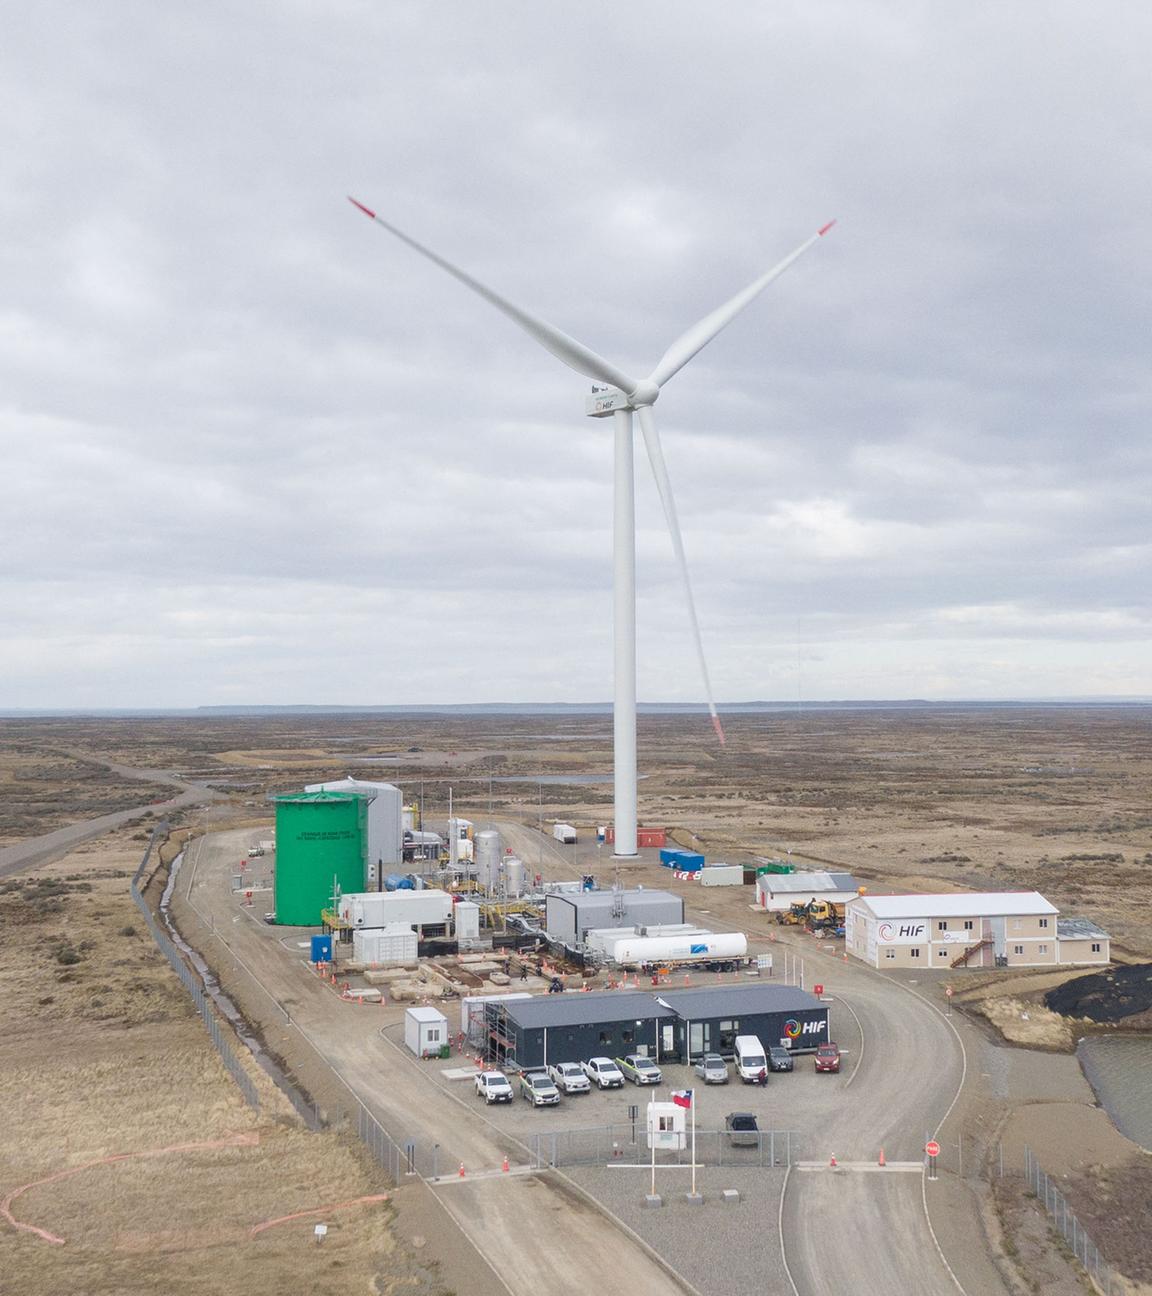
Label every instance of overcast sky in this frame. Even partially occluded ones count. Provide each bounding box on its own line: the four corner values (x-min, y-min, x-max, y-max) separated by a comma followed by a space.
2, 2, 1149, 708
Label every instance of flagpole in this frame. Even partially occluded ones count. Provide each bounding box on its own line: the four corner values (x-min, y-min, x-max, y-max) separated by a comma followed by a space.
690, 1091, 697, 1197
650, 1103, 656, 1197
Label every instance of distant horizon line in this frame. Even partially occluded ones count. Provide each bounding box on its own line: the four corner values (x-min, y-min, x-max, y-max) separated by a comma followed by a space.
2, 696, 1150, 718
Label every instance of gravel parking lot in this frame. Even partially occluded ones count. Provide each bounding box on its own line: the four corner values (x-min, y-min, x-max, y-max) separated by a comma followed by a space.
383, 1020, 855, 1145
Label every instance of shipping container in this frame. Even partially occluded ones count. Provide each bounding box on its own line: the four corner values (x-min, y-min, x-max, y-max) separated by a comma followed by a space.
552, 823, 578, 844
700, 865, 744, 888
339, 889, 453, 931
454, 900, 480, 940
354, 923, 418, 965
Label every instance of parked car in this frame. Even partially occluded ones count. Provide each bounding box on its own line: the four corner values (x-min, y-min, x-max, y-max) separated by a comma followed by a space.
581, 1057, 625, 1089
616, 1054, 662, 1085
814, 1042, 841, 1073
520, 1070, 561, 1106
768, 1046, 794, 1073
693, 1053, 730, 1084
724, 1112, 760, 1147
475, 1071, 515, 1103
548, 1062, 591, 1094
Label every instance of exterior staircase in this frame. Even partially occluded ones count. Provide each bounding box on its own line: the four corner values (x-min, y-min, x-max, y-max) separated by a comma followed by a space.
951, 937, 993, 969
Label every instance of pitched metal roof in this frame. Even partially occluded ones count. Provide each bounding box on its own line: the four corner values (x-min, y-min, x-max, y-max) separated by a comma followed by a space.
850, 891, 1058, 918
759, 871, 861, 894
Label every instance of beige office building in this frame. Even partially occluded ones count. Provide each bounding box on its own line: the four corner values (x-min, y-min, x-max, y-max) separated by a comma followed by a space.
846, 892, 1109, 970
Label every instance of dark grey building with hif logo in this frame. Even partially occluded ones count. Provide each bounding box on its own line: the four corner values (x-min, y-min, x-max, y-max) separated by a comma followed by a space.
484, 982, 828, 1071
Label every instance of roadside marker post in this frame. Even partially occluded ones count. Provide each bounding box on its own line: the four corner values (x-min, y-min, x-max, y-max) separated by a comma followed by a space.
925, 1139, 940, 1180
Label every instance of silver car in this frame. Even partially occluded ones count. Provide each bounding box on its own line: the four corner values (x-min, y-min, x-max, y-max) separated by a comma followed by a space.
693, 1053, 730, 1084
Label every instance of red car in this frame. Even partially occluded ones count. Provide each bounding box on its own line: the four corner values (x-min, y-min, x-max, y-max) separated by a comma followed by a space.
814, 1042, 841, 1073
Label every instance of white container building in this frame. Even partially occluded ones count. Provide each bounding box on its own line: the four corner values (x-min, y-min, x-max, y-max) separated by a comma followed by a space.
305, 777, 403, 885
700, 865, 744, 888
552, 823, 578, 843
354, 923, 418, 966
756, 870, 862, 912
460, 991, 533, 1047
405, 1006, 449, 1057
339, 889, 453, 933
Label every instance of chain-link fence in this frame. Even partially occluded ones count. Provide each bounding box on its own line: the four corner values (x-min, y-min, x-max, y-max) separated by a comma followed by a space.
527, 1122, 799, 1169
1023, 1145, 1114, 1294
131, 827, 260, 1110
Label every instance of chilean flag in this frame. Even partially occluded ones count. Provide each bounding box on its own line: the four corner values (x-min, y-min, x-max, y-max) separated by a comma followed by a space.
671, 1089, 693, 1109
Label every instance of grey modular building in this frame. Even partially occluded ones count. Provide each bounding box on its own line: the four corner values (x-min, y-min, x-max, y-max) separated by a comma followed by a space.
484, 982, 829, 1071
544, 888, 684, 946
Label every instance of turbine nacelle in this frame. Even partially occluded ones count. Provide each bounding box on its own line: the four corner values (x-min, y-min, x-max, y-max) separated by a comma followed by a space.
586, 379, 660, 418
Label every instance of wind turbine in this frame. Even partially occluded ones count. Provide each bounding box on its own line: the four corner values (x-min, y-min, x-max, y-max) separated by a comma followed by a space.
349, 197, 834, 857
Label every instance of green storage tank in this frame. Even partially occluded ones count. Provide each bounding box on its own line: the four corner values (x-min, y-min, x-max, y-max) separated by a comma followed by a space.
274, 792, 366, 925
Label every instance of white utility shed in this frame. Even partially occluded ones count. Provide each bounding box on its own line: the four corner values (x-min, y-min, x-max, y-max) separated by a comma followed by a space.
756, 871, 861, 912
405, 1006, 448, 1057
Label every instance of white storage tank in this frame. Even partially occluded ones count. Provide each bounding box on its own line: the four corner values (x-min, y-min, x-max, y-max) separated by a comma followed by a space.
405, 1005, 448, 1058
504, 856, 525, 898
305, 777, 403, 881
608, 932, 748, 965
354, 923, 418, 966
475, 830, 502, 891
454, 900, 480, 940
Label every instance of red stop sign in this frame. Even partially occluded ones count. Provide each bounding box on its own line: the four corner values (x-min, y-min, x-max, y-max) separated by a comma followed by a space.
925, 1140, 940, 1158
814, 983, 824, 996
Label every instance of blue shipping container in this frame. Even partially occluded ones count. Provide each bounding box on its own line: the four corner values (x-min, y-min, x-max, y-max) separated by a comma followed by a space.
310, 934, 333, 963
659, 848, 687, 866
384, 873, 415, 891
676, 852, 705, 872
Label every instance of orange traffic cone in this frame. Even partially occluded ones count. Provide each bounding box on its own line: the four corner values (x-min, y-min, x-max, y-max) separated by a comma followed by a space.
459, 1162, 466, 1178
502, 1155, 510, 1173
878, 1148, 886, 1167
829, 1153, 838, 1168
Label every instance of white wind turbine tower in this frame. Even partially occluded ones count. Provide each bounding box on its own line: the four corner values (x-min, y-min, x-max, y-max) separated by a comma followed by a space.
350, 197, 834, 857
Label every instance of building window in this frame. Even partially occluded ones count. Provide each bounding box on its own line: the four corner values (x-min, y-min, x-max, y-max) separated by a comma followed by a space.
910, 948, 921, 958
1091, 943, 1101, 953
599, 1031, 612, 1045
1038, 945, 1048, 955
963, 920, 974, 931
884, 949, 896, 960
621, 1029, 634, 1045
1012, 919, 1022, 931
937, 921, 948, 931
1013, 945, 1024, 956
1039, 917, 1049, 929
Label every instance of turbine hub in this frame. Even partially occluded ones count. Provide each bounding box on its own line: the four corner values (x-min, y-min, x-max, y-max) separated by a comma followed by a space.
629, 379, 660, 407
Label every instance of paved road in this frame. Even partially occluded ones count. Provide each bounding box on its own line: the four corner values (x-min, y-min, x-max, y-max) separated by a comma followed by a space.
499, 819, 993, 1296
175, 828, 688, 1296
0, 751, 224, 879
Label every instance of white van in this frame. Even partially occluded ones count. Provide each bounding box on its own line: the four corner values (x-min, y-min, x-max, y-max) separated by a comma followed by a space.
734, 1035, 769, 1083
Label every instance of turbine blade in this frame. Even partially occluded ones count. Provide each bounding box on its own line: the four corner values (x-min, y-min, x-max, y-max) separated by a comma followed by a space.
648, 220, 835, 389
636, 405, 726, 745
348, 197, 639, 394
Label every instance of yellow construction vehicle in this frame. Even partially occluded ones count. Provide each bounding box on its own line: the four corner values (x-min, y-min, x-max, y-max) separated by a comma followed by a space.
775, 902, 810, 926
805, 900, 846, 935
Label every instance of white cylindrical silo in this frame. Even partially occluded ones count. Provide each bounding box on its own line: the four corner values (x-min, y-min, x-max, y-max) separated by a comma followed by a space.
505, 856, 525, 898
474, 829, 502, 892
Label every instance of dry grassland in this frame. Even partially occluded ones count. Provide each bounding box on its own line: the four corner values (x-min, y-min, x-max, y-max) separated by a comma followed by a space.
0, 823, 444, 1296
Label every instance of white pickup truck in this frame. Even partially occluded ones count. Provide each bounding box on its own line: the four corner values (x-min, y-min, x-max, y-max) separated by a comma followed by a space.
548, 1061, 591, 1094
581, 1057, 625, 1089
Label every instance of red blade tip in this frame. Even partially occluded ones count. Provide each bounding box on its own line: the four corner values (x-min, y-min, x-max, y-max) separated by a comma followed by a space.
818, 220, 837, 237
348, 196, 376, 219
